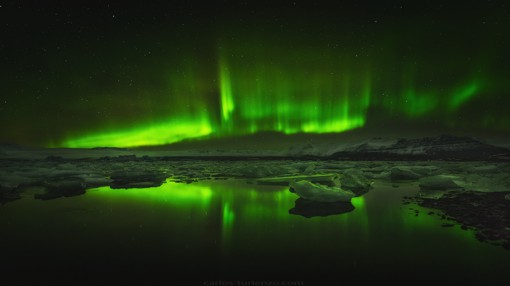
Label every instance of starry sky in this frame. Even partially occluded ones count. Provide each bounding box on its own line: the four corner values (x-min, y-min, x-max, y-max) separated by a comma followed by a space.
1, 0, 509, 148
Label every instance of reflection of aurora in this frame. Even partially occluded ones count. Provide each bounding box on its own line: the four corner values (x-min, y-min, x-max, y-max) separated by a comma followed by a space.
86, 179, 502, 263
90, 180, 370, 239
91, 180, 214, 205
91, 180, 292, 235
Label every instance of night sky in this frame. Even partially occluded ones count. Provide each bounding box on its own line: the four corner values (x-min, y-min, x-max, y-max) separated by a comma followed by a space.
1, 1, 509, 148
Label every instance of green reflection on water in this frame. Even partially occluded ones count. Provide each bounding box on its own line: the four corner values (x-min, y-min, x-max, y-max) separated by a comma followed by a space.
1, 178, 509, 281
91, 180, 213, 206
86, 179, 509, 277
222, 203, 235, 229
221, 202, 235, 245
351, 196, 365, 208
89, 180, 294, 243
86, 179, 483, 252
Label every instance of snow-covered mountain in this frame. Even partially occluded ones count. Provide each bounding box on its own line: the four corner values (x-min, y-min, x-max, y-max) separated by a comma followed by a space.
286, 135, 510, 160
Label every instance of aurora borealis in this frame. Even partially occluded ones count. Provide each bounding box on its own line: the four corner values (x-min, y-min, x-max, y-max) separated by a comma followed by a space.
1, 1, 509, 148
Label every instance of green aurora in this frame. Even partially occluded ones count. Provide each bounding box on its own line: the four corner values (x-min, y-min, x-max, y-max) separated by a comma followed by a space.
60, 53, 485, 148
1, 1, 509, 148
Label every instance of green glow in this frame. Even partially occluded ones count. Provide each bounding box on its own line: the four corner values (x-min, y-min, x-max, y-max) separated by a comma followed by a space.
222, 202, 235, 229
219, 58, 235, 124
449, 81, 480, 108
377, 78, 483, 120
57, 45, 490, 148
87, 178, 494, 257
351, 196, 365, 209
216, 53, 371, 136
3, 179, 508, 279
402, 89, 438, 117
241, 189, 294, 221
62, 116, 213, 148
3, 5, 509, 149
395, 70, 439, 117
61, 42, 375, 147
90, 180, 213, 205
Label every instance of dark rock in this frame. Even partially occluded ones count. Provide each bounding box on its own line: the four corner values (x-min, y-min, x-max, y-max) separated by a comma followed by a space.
441, 223, 455, 227
289, 198, 355, 218
416, 191, 510, 250
45, 155, 64, 162
35, 178, 86, 200
110, 170, 168, 189
113, 155, 138, 162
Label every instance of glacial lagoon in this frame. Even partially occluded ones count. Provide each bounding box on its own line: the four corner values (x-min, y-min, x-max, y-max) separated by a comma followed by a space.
1, 178, 508, 283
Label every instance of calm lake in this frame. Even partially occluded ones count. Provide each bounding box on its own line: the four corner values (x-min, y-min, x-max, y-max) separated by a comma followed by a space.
1, 179, 509, 284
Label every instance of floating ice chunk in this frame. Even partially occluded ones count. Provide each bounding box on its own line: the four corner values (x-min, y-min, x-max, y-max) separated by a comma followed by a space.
110, 170, 168, 189
419, 175, 463, 190
339, 169, 372, 195
257, 174, 338, 187
290, 180, 354, 202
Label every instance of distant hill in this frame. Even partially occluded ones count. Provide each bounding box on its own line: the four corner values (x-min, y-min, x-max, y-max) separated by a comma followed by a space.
1, 134, 509, 161
327, 134, 510, 160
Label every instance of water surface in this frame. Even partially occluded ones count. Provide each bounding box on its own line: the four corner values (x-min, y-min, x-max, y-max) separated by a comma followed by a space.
0, 179, 508, 283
